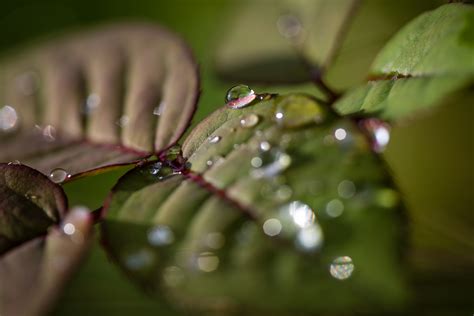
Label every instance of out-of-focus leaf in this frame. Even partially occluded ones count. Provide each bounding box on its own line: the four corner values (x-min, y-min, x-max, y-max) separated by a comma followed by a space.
215, 0, 359, 83
102, 94, 407, 314
0, 23, 199, 178
0, 163, 67, 254
334, 4, 474, 121
0, 207, 94, 316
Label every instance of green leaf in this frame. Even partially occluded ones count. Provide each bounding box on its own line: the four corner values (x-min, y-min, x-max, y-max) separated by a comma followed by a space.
334, 4, 474, 121
0, 23, 199, 178
215, 0, 358, 83
102, 94, 407, 314
0, 207, 94, 316
0, 163, 67, 254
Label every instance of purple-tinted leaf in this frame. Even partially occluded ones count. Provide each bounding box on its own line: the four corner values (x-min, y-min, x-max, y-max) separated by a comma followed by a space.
0, 207, 93, 316
0, 23, 199, 178
0, 163, 67, 254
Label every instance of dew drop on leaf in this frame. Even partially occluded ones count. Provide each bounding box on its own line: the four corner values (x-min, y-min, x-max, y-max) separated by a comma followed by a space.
49, 168, 70, 183
240, 113, 260, 128
330, 256, 355, 280
208, 135, 221, 144
250, 149, 292, 178
7, 160, 21, 165
0, 105, 19, 132
225, 84, 256, 109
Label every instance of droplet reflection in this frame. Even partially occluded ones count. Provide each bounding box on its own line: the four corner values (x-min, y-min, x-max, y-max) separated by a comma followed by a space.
49, 168, 70, 184
330, 256, 354, 280
225, 84, 256, 109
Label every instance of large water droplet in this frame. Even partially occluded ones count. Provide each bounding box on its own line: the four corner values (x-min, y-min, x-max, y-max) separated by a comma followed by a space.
148, 225, 174, 246
225, 84, 256, 109
240, 113, 260, 128
0, 105, 18, 132
251, 149, 291, 178
208, 135, 221, 144
360, 118, 391, 152
330, 256, 354, 280
49, 168, 70, 183
274, 94, 327, 128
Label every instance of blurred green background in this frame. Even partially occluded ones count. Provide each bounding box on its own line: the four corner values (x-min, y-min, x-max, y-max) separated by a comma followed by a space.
0, 0, 472, 315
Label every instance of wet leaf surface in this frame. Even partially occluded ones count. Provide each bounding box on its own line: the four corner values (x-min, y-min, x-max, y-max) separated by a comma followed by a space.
0, 163, 67, 254
0, 23, 199, 178
334, 4, 474, 121
0, 207, 94, 316
102, 94, 407, 314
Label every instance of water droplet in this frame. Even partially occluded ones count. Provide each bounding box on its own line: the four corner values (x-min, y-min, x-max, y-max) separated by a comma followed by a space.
259, 141, 271, 152
330, 256, 354, 280
225, 84, 256, 109
25, 193, 38, 200
15, 71, 39, 96
205, 232, 225, 250
334, 128, 347, 141
206, 155, 224, 168
208, 135, 221, 144
148, 225, 174, 246
116, 115, 129, 127
197, 252, 220, 272
274, 94, 326, 128
153, 101, 165, 116
7, 160, 21, 165
0, 105, 18, 132
84, 93, 101, 114
163, 266, 184, 287
63, 223, 76, 235
49, 168, 70, 184
240, 113, 260, 128
360, 118, 391, 152
281, 201, 315, 228
263, 218, 282, 237
251, 149, 291, 178
296, 224, 323, 252
149, 162, 163, 175
42, 125, 57, 142
124, 248, 155, 271
277, 13, 303, 39
326, 199, 344, 218
337, 180, 356, 199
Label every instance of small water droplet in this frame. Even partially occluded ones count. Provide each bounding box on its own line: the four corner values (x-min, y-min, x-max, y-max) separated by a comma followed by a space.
8, 160, 21, 165
149, 162, 163, 175
197, 252, 220, 272
251, 149, 291, 178
63, 223, 75, 235
277, 13, 303, 39
49, 168, 70, 183
0, 105, 18, 132
330, 256, 354, 280
337, 180, 356, 199
326, 199, 344, 218
263, 218, 282, 237
25, 193, 38, 200
148, 225, 174, 246
360, 118, 391, 152
153, 101, 165, 116
274, 94, 327, 128
259, 141, 271, 152
225, 84, 256, 109
208, 135, 221, 144
206, 155, 224, 168
84, 93, 101, 114
334, 128, 347, 141
240, 113, 260, 128
116, 115, 129, 127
